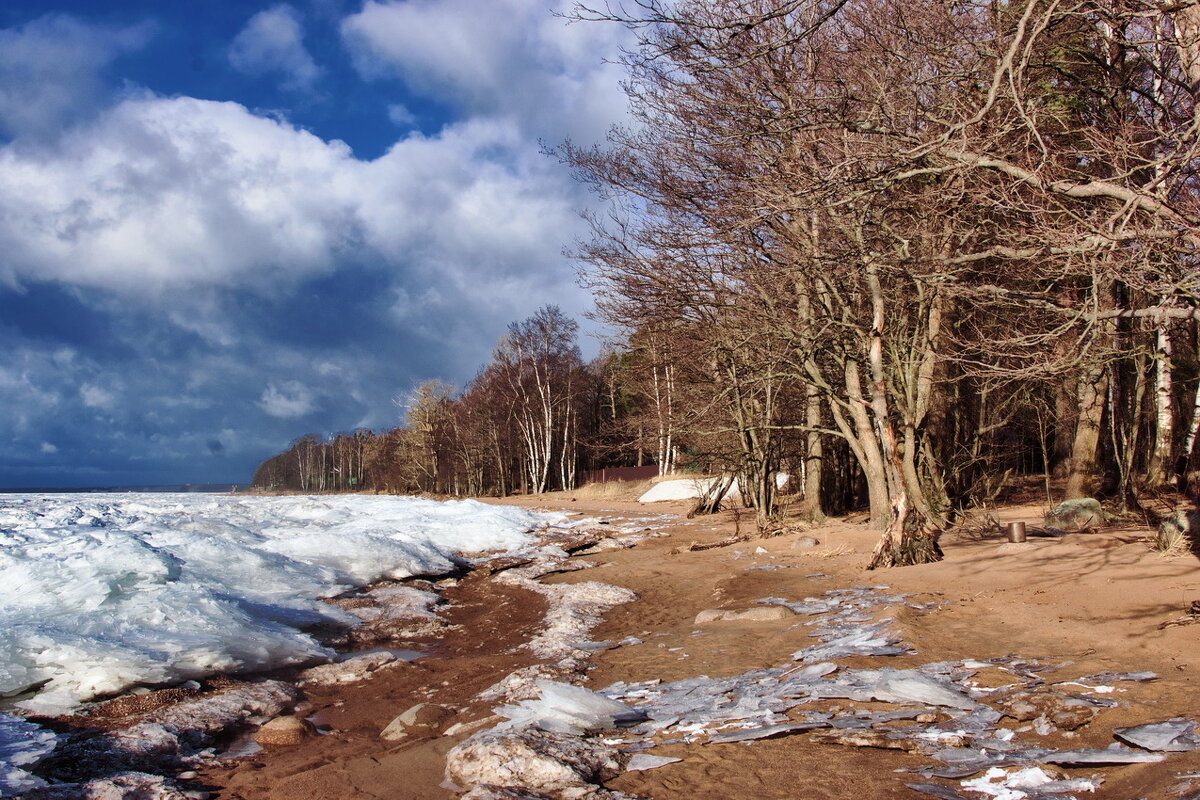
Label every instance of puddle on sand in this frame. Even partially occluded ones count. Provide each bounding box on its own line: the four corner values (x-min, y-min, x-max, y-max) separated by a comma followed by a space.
218, 730, 263, 759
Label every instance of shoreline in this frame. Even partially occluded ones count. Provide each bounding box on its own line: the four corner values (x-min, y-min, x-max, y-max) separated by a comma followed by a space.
12, 492, 1200, 799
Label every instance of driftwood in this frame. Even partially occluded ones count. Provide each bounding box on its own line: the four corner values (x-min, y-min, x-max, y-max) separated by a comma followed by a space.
687, 473, 737, 518
687, 536, 742, 552
1158, 600, 1200, 629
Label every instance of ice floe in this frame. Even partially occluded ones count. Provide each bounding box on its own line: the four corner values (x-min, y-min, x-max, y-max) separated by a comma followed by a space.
0, 493, 560, 713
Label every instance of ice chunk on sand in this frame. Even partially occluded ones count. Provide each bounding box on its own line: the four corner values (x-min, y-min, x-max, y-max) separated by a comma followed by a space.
961, 766, 1101, 798
625, 754, 681, 771
1041, 744, 1166, 765
1113, 718, 1200, 752
906, 782, 972, 800
813, 668, 981, 711
496, 681, 648, 735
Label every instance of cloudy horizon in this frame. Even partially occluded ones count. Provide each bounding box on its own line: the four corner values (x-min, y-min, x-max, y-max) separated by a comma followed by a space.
0, 0, 629, 488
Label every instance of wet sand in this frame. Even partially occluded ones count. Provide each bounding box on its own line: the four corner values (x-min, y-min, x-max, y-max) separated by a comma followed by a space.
159, 494, 1200, 798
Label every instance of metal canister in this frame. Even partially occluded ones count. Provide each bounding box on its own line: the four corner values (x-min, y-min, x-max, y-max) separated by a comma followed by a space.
1006, 521, 1027, 543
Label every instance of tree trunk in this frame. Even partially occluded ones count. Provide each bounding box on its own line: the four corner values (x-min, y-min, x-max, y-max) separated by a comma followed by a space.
844, 359, 891, 528
803, 383, 826, 522
1147, 318, 1175, 488
1179, 322, 1200, 493
863, 265, 940, 568
1065, 361, 1109, 498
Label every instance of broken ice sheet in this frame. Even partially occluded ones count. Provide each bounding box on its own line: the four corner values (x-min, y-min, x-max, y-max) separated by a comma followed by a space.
793, 621, 912, 662
1113, 718, 1200, 752
496, 680, 649, 735
1079, 671, 1156, 683
758, 596, 840, 615
1052, 681, 1115, 694
810, 667, 982, 711
625, 754, 681, 771
1041, 744, 1166, 765
709, 722, 825, 743
961, 766, 1103, 798
906, 783, 972, 800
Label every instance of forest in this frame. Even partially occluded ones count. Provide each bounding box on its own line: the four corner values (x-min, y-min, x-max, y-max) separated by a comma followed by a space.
252, 0, 1200, 567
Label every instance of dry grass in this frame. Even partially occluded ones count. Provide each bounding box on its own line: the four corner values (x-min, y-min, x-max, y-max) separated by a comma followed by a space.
807, 543, 855, 558
570, 478, 657, 501
1153, 521, 1190, 556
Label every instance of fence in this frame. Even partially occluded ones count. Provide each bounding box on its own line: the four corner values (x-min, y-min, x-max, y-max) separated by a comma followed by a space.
579, 465, 662, 486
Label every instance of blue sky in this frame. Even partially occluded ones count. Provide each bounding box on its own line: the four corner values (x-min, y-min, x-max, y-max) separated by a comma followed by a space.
0, 0, 629, 488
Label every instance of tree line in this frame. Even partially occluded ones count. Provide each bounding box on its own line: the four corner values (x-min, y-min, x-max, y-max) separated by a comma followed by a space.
254, 0, 1200, 567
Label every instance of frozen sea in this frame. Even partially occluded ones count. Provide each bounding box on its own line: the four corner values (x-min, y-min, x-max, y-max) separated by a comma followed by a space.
0, 493, 561, 716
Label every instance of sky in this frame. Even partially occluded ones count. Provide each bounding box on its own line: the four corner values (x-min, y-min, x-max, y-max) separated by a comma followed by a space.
0, 0, 631, 488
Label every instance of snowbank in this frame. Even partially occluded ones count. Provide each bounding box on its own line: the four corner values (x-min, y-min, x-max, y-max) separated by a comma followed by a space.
637, 478, 719, 503
637, 474, 788, 503
0, 493, 560, 714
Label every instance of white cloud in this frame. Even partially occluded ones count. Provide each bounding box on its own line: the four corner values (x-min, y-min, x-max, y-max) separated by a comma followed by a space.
341, 0, 630, 144
259, 381, 316, 418
0, 95, 592, 324
0, 96, 359, 293
229, 4, 321, 91
40, 442, 58, 454
80, 383, 116, 410
387, 103, 416, 127
0, 14, 151, 139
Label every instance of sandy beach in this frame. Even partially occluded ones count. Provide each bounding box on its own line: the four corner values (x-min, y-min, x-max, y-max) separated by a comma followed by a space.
154, 488, 1200, 800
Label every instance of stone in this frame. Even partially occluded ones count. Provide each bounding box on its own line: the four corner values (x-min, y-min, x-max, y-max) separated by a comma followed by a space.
461, 786, 556, 800
254, 715, 317, 746
807, 728, 939, 752
445, 729, 624, 794
793, 536, 820, 549
694, 605, 793, 624
381, 703, 455, 741
996, 542, 1038, 554
1044, 498, 1105, 531
733, 606, 794, 621
996, 692, 1097, 731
